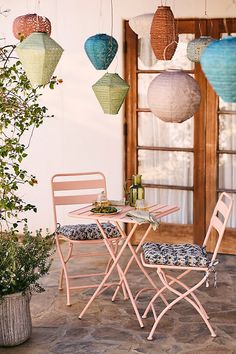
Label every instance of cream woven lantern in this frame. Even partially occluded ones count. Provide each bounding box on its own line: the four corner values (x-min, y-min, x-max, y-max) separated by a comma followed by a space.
92, 73, 130, 115
147, 70, 201, 123
16, 32, 63, 86
150, 6, 178, 60
187, 36, 215, 63
129, 14, 153, 38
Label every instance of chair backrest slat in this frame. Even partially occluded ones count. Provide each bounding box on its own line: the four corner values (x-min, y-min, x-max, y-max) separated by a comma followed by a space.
52, 179, 105, 192
203, 192, 233, 264
54, 194, 99, 206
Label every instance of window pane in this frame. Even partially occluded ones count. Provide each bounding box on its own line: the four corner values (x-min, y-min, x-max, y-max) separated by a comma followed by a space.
145, 188, 193, 224
218, 153, 236, 190
219, 114, 236, 150
138, 33, 195, 71
138, 150, 193, 186
138, 112, 193, 148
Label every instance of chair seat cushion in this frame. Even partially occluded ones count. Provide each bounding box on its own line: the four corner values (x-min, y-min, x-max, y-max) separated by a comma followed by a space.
142, 242, 209, 267
56, 223, 121, 241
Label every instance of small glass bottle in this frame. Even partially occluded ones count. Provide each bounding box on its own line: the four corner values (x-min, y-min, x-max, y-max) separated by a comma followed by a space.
129, 174, 145, 207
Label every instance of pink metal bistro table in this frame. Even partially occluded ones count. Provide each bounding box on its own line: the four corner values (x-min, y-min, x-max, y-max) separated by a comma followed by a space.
69, 203, 179, 327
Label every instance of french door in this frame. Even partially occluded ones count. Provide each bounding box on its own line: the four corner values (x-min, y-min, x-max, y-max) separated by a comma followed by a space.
124, 18, 236, 254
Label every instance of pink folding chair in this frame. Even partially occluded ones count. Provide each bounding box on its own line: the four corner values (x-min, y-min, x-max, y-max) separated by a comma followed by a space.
51, 172, 123, 306
140, 192, 233, 340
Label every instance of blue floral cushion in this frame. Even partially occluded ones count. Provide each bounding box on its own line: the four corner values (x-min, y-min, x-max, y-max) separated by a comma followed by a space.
142, 242, 209, 267
56, 223, 120, 241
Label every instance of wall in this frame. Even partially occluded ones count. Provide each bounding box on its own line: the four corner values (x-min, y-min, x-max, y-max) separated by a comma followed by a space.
1, 0, 235, 233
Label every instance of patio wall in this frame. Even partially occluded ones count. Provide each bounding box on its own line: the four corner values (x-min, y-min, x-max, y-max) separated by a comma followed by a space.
1, 0, 234, 233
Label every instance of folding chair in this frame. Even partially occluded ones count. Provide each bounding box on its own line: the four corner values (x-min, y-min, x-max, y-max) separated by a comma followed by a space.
140, 192, 233, 340
51, 172, 123, 306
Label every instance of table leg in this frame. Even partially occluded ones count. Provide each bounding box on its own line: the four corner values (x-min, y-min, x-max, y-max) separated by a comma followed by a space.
78, 222, 145, 327
112, 223, 168, 307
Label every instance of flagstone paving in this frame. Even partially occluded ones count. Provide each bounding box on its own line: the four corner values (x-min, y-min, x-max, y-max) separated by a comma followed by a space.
1, 244, 236, 354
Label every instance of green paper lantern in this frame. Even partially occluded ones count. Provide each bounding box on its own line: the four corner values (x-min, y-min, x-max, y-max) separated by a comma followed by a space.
16, 32, 63, 86
92, 73, 130, 115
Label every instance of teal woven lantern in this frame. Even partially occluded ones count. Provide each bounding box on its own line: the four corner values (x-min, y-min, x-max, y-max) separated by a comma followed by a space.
84, 34, 118, 70
200, 36, 236, 102
92, 73, 130, 115
16, 32, 63, 86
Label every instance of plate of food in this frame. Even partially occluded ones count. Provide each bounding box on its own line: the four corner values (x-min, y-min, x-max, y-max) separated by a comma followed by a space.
90, 206, 121, 215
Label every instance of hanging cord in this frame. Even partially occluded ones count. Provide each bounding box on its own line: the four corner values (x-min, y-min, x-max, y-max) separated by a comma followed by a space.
223, 18, 230, 36
198, 21, 203, 36
110, 0, 113, 38
204, 0, 208, 16
36, 0, 40, 32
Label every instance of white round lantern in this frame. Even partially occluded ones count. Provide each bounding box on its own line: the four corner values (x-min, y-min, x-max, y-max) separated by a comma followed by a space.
187, 36, 215, 63
129, 13, 153, 38
147, 70, 201, 123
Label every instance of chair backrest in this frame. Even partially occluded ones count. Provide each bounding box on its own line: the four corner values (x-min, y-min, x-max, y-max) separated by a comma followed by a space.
203, 192, 233, 264
51, 172, 107, 227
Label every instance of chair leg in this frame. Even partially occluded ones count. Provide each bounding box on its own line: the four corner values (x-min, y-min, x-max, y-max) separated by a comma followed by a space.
55, 235, 72, 306
147, 269, 216, 340
58, 241, 73, 290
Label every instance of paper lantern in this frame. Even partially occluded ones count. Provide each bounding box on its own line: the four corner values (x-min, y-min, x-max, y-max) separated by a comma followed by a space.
200, 36, 236, 102
16, 32, 63, 86
129, 13, 153, 38
92, 73, 130, 115
13, 13, 51, 40
187, 36, 215, 63
150, 6, 178, 60
147, 70, 201, 123
84, 34, 118, 70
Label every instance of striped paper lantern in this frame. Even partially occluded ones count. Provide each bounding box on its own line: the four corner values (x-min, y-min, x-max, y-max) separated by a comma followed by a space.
13, 13, 51, 40
92, 73, 130, 115
147, 70, 201, 123
16, 32, 63, 86
84, 34, 118, 70
200, 36, 236, 102
187, 36, 215, 63
129, 13, 153, 38
150, 6, 178, 60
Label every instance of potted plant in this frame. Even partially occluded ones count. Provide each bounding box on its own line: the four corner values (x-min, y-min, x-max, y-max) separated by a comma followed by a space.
0, 43, 58, 346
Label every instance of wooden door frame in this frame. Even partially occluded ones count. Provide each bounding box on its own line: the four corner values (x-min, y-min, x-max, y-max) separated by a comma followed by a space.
124, 18, 236, 253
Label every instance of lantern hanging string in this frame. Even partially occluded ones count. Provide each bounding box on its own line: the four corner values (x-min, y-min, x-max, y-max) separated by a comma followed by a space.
204, 0, 208, 16
110, 0, 114, 37
223, 18, 230, 35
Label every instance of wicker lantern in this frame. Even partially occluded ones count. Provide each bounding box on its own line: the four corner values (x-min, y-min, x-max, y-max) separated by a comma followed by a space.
187, 36, 215, 63
200, 36, 236, 102
13, 13, 51, 40
16, 32, 63, 86
92, 73, 130, 115
147, 70, 201, 123
150, 6, 178, 60
84, 34, 118, 70
129, 13, 153, 38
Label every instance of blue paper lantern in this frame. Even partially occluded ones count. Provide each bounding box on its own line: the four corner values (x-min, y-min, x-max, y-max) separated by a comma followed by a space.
84, 33, 118, 70
200, 36, 236, 102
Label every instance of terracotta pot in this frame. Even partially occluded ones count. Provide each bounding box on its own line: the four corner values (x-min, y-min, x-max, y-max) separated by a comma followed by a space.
0, 291, 32, 346
13, 13, 51, 40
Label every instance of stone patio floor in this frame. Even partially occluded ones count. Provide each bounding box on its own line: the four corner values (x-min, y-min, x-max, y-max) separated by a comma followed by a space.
1, 243, 236, 354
